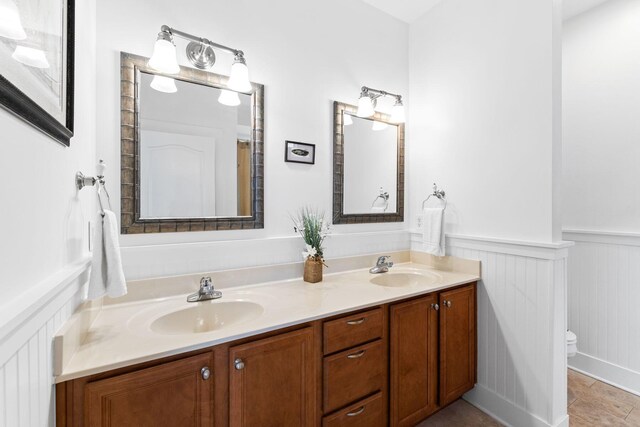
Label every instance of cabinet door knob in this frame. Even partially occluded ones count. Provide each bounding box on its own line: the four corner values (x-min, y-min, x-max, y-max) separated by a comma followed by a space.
234, 358, 245, 370
431, 303, 439, 311
201, 366, 210, 380
443, 300, 452, 308
346, 406, 365, 417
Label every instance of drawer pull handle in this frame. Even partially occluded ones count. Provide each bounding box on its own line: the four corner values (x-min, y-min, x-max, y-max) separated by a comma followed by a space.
346, 317, 366, 325
347, 350, 366, 359
346, 406, 366, 417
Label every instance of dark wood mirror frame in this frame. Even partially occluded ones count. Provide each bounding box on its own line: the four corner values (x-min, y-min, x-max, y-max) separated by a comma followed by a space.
120, 52, 264, 234
332, 101, 405, 224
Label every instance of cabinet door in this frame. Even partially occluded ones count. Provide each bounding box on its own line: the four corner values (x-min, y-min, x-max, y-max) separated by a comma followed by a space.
84, 352, 213, 427
229, 327, 316, 427
390, 294, 439, 427
440, 284, 477, 405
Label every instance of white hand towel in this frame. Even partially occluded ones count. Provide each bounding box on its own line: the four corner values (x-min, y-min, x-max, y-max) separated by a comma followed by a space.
422, 207, 445, 256
88, 210, 127, 300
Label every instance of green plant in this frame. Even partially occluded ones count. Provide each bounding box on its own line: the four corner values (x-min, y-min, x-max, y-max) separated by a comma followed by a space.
292, 207, 330, 261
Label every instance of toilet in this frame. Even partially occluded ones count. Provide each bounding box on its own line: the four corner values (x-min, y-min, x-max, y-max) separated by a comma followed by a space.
567, 330, 578, 358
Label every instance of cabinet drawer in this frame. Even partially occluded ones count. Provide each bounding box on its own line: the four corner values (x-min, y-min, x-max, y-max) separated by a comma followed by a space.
323, 392, 384, 427
323, 308, 383, 355
323, 340, 384, 413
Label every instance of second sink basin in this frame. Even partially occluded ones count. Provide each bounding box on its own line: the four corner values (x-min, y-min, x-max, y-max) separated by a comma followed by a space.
370, 270, 441, 288
150, 301, 264, 335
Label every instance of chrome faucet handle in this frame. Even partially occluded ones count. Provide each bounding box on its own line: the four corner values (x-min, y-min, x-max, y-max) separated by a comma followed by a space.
188, 277, 222, 302
376, 256, 391, 266
199, 276, 213, 292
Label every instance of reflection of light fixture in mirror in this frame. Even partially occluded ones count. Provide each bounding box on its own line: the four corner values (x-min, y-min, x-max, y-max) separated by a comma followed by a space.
0, 0, 27, 40
12, 46, 49, 68
218, 89, 240, 106
150, 75, 177, 93
149, 30, 180, 74
355, 86, 405, 123
149, 25, 252, 92
390, 97, 406, 123
372, 121, 388, 131
343, 113, 353, 126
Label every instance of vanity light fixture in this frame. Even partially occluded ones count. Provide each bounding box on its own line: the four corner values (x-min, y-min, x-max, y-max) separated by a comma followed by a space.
12, 45, 49, 68
0, 0, 27, 40
218, 89, 241, 106
149, 25, 252, 92
150, 75, 177, 93
372, 121, 389, 131
356, 86, 406, 124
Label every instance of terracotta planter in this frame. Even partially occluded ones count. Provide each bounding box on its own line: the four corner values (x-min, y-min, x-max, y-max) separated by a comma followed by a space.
304, 257, 323, 283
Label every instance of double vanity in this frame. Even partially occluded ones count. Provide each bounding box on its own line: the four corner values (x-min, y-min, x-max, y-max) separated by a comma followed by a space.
55, 253, 479, 426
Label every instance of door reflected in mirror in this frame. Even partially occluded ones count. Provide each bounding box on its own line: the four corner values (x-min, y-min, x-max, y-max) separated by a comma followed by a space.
343, 113, 398, 214
138, 72, 252, 219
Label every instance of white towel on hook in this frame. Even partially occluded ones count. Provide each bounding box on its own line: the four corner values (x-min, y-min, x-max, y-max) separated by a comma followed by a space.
88, 210, 127, 300
422, 207, 445, 256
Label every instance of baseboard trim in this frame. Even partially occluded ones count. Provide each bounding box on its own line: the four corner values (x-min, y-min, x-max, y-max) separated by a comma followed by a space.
464, 385, 566, 427
569, 352, 640, 397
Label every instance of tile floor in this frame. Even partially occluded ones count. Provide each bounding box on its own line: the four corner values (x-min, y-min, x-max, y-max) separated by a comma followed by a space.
417, 369, 640, 426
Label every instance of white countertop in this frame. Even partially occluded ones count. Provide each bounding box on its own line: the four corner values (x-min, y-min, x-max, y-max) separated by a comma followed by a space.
54, 262, 478, 383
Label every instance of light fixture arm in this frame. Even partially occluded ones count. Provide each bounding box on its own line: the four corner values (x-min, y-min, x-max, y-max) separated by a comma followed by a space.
160, 25, 243, 57
361, 86, 402, 103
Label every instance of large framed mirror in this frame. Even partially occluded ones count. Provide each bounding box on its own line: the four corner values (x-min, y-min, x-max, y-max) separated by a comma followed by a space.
333, 101, 404, 224
120, 52, 264, 233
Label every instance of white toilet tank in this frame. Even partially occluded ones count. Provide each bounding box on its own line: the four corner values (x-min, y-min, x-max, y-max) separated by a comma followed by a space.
567, 330, 577, 358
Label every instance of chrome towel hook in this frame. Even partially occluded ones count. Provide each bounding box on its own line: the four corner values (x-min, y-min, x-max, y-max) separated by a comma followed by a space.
76, 160, 112, 216
421, 183, 447, 210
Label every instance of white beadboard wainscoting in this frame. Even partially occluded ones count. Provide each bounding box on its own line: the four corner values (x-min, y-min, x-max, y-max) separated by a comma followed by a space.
563, 230, 640, 396
412, 232, 571, 427
0, 259, 90, 427
120, 230, 411, 280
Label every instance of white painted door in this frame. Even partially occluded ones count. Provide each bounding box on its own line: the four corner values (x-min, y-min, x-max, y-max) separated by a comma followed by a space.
140, 130, 216, 218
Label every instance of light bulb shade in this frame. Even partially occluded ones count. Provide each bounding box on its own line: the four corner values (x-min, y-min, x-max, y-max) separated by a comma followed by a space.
150, 75, 177, 93
357, 95, 375, 117
0, 0, 26, 40
12, 46, 49, 68
390, 104, 406, 123
218, 89, 241, 106
372, 121, 388, 131
149, 36, 180, 74
227, 59, 252, 92
343, 113, 353, 126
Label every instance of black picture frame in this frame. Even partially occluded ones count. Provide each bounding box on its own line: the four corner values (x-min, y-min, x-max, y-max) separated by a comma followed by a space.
0, 0, 75, 147
285, 140, 315, 164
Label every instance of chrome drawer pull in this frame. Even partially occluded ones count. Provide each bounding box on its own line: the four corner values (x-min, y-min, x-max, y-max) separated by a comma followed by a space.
234, 358, 245, 370
346, 406, 365, 417
346, 317, 366, 325
347, 350, 366, 359
431, 303, 439, 311
201, 367, 210, 380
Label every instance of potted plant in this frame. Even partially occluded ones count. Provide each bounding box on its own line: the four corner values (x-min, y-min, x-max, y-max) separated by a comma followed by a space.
292, 207, 329, 283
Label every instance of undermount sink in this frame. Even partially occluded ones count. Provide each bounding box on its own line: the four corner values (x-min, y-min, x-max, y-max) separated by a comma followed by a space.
150, 301, 264, 335
369, 271, 441, 288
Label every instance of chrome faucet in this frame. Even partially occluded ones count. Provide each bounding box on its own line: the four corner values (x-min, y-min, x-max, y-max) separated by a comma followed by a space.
187, 277, 222, 302
369, 256, 394, 274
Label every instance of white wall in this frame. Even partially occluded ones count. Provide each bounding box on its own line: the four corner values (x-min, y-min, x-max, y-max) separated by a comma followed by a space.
0, 0, 97, 425
408, 1, 567, 426
96, 0, 409, 279
563, 0, 640, 232
408, 0, 562, 243
563, 0, 640, 395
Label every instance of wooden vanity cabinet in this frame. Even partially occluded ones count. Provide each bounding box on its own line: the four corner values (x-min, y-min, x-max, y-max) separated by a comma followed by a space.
439, 284, 477, 406
60, 352, 214, 427
57, 282, 476, 427
390, 294, 439, 427
228, 327, 317, 427
390, 283, 477, 427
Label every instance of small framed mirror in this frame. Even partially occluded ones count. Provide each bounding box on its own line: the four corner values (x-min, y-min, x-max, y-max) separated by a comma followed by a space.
120, 52, 264, 233
332, 101, 404, 224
